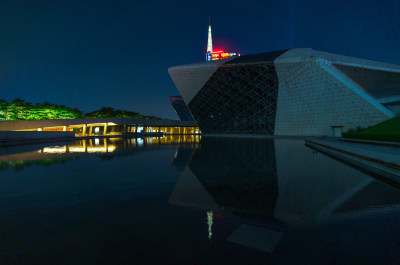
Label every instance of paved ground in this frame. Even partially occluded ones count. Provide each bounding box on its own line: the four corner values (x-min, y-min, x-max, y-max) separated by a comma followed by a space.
340, 138, 400, 148
308, 138, 400, 167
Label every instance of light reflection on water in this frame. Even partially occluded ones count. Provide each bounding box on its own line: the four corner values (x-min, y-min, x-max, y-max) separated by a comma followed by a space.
0, 135, 201, 171
38, 134, 201, 154
0, 135, 400, 264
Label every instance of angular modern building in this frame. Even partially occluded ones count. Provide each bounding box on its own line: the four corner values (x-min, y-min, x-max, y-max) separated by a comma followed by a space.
168, 96, 194, 121
168, 48, 400, 136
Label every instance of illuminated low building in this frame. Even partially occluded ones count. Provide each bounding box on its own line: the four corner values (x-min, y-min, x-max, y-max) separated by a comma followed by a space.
0, 117, 200, 136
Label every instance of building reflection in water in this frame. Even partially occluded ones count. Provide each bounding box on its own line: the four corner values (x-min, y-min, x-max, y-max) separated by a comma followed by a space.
2, 134, 400, 262
41, 138, 117, 154
169, 137, 279, 221
207, 211, 213, 240
170, 137, 400, 230
3, 134, 400, 243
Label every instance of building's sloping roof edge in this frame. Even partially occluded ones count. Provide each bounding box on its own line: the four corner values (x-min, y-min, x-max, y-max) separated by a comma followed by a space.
168, 57, 231, 70
275, 48, 400, 72
170, 48, 400, 71
224, 49, 290, 65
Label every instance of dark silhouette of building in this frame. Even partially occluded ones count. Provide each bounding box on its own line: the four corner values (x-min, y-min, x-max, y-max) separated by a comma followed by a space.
168, 96, 194, 121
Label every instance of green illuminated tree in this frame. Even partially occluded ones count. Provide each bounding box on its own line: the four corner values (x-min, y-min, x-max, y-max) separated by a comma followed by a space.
0, 99, 9, 120
0, 99, 159, 120
83, 107, 161, 119
0, 99, 83, 120
84, 107, 141, 118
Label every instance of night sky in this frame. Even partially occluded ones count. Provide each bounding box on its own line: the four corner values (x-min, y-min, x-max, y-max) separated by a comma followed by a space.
1, 0, 399, 119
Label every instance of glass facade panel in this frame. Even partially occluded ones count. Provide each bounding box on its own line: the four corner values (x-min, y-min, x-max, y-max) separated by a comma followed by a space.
168, 96, 194, 121
188, 63, 279, 134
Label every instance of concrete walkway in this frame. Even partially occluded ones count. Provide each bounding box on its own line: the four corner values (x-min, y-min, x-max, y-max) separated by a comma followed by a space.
340, 138, 400, 148
305, 138, 400, 183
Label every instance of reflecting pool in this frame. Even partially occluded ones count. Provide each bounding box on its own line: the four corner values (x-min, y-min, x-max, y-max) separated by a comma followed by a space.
1, 136, 400, 264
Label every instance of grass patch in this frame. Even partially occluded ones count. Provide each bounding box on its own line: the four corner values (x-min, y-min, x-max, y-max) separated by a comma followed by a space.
343, 116, 400, 142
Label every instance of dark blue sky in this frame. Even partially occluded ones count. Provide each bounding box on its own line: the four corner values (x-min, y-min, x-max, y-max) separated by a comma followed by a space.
1, 0, 399, 119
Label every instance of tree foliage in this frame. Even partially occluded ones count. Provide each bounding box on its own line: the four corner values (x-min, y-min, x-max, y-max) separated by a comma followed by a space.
0, 99, 161, 120
84, 107, 161, 120
0, 98, 82, 120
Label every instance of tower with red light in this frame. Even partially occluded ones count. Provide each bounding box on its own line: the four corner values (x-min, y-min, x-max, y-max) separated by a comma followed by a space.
206, 22, 240, 61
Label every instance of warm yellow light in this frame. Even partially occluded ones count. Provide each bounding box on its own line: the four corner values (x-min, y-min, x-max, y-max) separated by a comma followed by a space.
86, 145, 116, 153
42, 146, 67, 153
107, 145, 116, 152
87, 147, 107, 153
39, 144, 116, 154
42, 126, 64, 131
68, 147, 86, 153
68, 124, 86, 128
87, 123, 107, 127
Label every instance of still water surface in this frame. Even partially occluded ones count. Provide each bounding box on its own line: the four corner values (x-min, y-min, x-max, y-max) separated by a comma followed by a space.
1, 136, 400, 265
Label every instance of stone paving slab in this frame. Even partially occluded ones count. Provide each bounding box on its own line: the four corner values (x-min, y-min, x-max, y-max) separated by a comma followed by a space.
305, 139, 400, 184
307, 138, 400, 167
340, 138, 400, 148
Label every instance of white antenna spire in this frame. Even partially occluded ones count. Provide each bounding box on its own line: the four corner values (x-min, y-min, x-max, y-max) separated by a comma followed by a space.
207, 17, 213, 53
